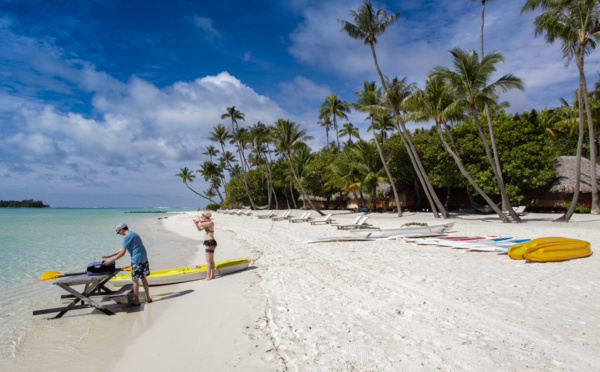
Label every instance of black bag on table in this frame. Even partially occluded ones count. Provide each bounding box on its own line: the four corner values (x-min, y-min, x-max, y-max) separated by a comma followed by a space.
86, 261, 116, 276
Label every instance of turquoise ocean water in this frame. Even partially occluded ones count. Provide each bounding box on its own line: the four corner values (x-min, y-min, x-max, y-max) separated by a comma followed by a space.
0, 208, 198, 363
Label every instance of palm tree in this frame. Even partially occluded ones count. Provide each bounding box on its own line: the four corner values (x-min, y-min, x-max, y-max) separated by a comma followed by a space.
198, 161, 225, 203
470, 0, 508, 212
221, 106, 245, 132
382, 76, 447, 215
202, 145, 219, 162
432, 48, 524, 222
221, 106, 257, 209
408, 74, 512, 222
522, 0, 600, 218
291, 146, 315, 209
272, 119, 324, 215
249, 122, 277, 208
339, 122, 361, 146
370, 110, 394, 144
350, 140, 386, 210
318, 116, 334, 145
319, 94, 351, 152
175, 167, 215, 203
209, 123, 257, 209
338, 0, 448, 218
353, 81, 404, 216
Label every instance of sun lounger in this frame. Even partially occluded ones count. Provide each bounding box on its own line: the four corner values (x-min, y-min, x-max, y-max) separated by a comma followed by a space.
310, 214, 336, 225
336, 215, 372, 230
257, 210, 275, 219
241, 209, 252, 216
290, 212, 313, 223
503, 206, 527, 216
272, 210, 292, 221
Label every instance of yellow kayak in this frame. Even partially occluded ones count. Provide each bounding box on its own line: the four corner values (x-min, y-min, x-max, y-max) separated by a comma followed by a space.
110, 258, 251, 286
508, 237, 592, 262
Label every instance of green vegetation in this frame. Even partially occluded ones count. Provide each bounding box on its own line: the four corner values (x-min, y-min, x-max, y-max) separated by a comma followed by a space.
0, 199, 50, 208
176, 0, 600, 222
205, 203, 221, 211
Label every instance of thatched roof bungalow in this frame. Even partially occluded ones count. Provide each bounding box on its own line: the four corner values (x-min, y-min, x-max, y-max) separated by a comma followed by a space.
524, 156, 600, 210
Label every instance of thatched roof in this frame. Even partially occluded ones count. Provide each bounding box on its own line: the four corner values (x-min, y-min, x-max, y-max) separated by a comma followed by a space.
549, 156, 600, 194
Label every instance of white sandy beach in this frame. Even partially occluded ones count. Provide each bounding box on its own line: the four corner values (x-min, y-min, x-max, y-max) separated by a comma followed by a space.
103, 209, 599, 372
9, 210, 599, 371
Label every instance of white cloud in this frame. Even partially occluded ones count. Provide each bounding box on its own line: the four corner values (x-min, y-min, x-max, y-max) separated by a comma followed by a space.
192, 15, 223, 41
279, 75, 332, 110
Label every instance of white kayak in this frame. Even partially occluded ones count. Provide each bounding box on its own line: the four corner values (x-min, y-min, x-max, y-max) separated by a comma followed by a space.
306, 236, 375, 244
349, 222, 455, 239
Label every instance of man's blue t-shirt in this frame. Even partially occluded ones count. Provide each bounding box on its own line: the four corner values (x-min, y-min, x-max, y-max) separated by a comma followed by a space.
122, 231, 148, 264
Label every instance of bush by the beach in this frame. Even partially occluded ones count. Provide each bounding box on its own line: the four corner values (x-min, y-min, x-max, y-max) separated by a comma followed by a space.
206, 203, 220, 211
564, 202, 591, 214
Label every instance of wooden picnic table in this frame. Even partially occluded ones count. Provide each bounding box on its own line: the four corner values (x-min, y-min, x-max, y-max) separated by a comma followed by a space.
33, 270, 134, 318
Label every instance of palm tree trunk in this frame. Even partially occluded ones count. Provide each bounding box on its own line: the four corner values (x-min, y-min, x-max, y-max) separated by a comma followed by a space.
580, 67, 599, 215
289, 179, 298, 209
265, 148, 279, 209
213, 181, 225, 203
435, 123, 510, 222
394, 118, 439, 216
286, 154, 325, 216
478, 0, 515, 217
371, 125, 403, 216
556, 56, 586, 222
219, 143, 257, 209
470, 106, 521, 222
484, 106, 511, 212
368, 41, 447, 218
334, 117, 340, 152
398, 122, 445, 217
480, 0, 485, 57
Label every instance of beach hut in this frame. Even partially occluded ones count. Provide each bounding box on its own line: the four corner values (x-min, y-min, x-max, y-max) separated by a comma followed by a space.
523, 156, 600, 210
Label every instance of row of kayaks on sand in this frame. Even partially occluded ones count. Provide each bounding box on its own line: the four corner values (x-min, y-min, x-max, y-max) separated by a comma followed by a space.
110, 258, 251, 286
403, 235, 592, 262
308, 223, 593, 262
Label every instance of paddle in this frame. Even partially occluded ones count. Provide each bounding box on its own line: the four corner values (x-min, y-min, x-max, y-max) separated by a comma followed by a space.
35, 266, 131, 281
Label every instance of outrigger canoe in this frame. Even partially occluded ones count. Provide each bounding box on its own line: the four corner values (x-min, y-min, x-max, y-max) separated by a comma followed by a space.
349, 222, 455, 239
110, 258, 251, 286
508, 237, 592, 262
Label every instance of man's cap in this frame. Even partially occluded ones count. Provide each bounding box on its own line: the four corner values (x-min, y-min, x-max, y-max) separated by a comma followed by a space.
116, 223, 128, 233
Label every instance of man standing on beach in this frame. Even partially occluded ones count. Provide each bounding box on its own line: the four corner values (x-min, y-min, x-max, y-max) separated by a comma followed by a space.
102, 223, 152, 305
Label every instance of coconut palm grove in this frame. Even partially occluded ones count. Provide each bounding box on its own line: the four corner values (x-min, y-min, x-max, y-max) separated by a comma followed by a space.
177, 0, 600, 223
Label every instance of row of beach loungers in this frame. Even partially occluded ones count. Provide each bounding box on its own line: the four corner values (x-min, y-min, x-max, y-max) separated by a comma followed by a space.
218, 209, 375, 229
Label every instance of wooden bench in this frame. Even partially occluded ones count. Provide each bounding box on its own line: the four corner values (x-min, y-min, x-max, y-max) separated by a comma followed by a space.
108, 284, 134, 304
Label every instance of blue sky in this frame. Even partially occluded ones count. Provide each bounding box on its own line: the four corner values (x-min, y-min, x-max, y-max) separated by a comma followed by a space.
1, 0, 599, 208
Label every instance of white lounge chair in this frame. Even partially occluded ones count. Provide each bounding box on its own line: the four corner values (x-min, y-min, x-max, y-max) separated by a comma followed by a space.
336, 216, 372, 230
334, 215, 362, 230
241, 209, 252, 216
504, 206, 527, 216
310, 214, 335, 225
290, 212, 313, 223
272, 210, 292, 221
257, 210, 275, 219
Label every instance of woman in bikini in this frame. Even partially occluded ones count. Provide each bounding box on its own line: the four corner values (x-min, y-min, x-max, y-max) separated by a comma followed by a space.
193, 211, 217, 281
